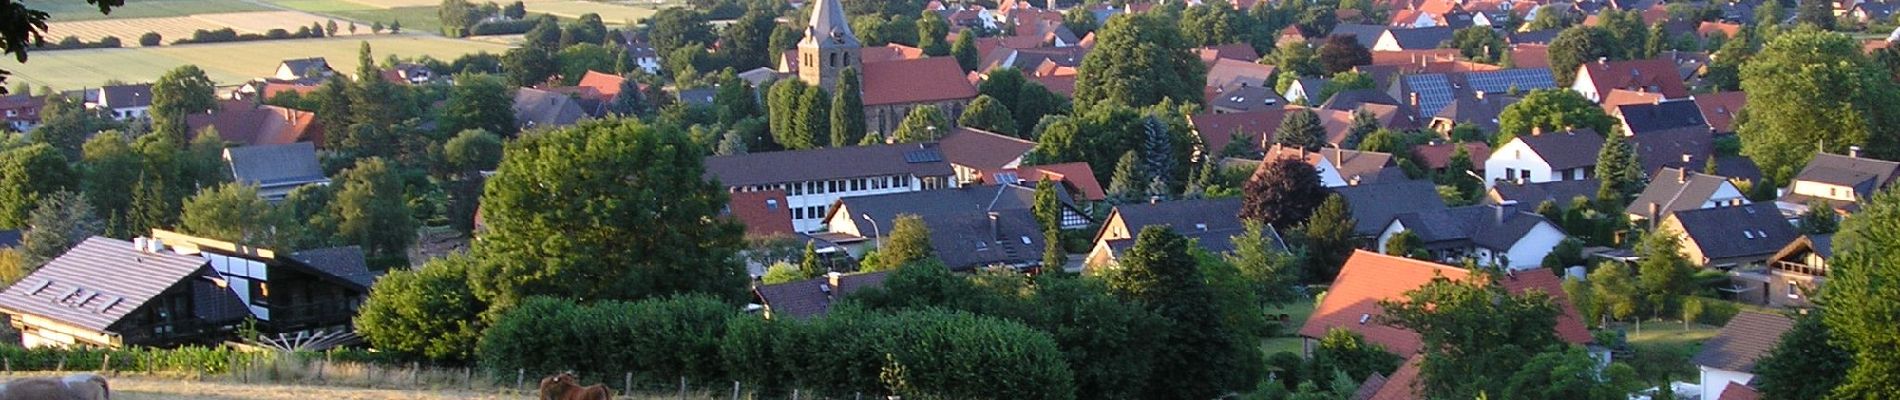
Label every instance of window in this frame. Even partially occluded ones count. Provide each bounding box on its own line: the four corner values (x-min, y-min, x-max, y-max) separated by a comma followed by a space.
1520, 170, 1531, 181
793, 208, 804, 219
1788, 282, 1800, 299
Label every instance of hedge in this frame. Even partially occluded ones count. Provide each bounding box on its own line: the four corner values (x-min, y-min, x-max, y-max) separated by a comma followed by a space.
467, 19, 538, 36
0, 345, 395, 375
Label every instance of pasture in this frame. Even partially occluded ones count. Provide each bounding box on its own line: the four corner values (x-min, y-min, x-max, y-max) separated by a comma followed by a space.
44, 11, 366, 47
36, 0, 272, 21
6, 36, 512, 90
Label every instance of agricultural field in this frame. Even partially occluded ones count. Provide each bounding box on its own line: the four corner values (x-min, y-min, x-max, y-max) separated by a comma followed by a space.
5, 36, 512, 90
35, 0, 272, 21
44, 11, 367, 47
527, 1, 664, 24
261, 0, 449, 35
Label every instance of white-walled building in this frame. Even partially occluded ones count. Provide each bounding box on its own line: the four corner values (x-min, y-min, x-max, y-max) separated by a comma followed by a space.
705, 143, 959, 232
1375, 203, 1568, 270
1484, 129, 1605, 190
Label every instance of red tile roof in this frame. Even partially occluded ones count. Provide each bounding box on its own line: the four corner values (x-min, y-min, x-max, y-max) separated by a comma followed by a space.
1191, 109, 1287, 156
938, 127, 1035, 171
1699, 21, 1743, 38
859, 57, 979, 106
1300, 251, 1593, 356
1693, 91, 1745, 133
1510, 44, 1551, 69
1579, 58, 1691, 99
1369, 49, 1463, 66
1600, 89, 1666, 113
860, 43, 927, 63
576, 70, 637, 101
725, 190, 794, 237
1199, 43, 1262, 65
1369, 354, 1424, 400
185, 100, 322, 147
1718, 383, 1761, 400
1412, 141, 1491, 170
1027, 74, 1076, 97
1020, 162, 1106, 201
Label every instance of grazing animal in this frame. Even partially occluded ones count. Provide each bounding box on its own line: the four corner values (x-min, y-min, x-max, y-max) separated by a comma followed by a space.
0, 373, 110, 400
539, 372, 611, 400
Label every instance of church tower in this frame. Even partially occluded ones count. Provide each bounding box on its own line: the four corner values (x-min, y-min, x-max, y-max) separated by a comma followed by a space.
797, 0, 861, 91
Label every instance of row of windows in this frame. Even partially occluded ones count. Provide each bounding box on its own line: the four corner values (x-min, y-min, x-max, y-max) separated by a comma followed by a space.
792, 205, 828, 220
731, 175, 913, 196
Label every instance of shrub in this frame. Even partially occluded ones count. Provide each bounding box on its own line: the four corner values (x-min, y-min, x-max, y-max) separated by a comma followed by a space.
138, 32, 162, 46
468, 19, 539, 36
478, 295, 738, 386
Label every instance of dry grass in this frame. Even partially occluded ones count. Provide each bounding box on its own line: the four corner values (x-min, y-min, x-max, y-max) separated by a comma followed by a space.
527, 1, 662, 24
43, 11, 367, 47
7, 35, 511, 90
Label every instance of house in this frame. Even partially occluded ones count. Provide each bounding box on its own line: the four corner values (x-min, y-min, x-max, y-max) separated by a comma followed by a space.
1739, 234, 1832, 308
1284, 77, 1329, 104
937, 127, 1035, 185
1372, 26, 1456, 51
1410, 141, 1490, 175
1206, 58, 1277, 90
1392, 68, 1556, 119
1377, 203, 1569, 269
1483, 129, 1605, 189
971, 162, 1108, 202
676, 87, 717, 106
797, 0, 979, 137
0, 93, 43, 131
1691, 312, 1794, 400
1626, 167, 1747, 223
752, 271, 891, 319
186, 100, 323, 147
385, 63, 433, 85
1693, 91, 1746, 134
1776, 149, 1900, 215
1629, 125, 1721, 176
723, 190, 795, 238
224, 142, 331, 201
512, 87, 587, 130
1427, 92, 1519, 133
1299, 251, 1593, 356
1483, 179, 1600, 207
1329, 24, 1391, 48
1334, 180, 1448, 237
86, 84, 153, 121
273, 57, 334, 81
1656, 203, 1798, 269
1197, 43, 1261, 64
0, 232, 377, 348
1612, 99, 1708, 136
0, 229, 19, 249
575, 70, 637, 105
1849, 2, 1895, 24
1191, 109, 1286, 158
1570, 58, 1691, 102
1085, 198, 1285, 269
1266, 145, 1407, 187
705, 143, 958, 232
1598, 88, 1666, 114
609, 31, 663, 74
824, 185, 1066, 271
1209, 86, 1286, 114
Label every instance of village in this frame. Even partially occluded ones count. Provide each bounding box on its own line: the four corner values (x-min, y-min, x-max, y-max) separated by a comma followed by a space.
0, 0, 1892, 398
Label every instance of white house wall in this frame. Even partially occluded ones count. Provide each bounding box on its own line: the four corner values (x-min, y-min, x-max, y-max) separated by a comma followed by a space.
1503, 221, 1568, 270
1571, 70, 1600, 102
1483, 139, 1553, 190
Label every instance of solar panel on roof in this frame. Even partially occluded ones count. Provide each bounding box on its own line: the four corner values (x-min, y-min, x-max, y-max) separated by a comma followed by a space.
1466, 69, 1557, 94
904, 149, 943, 163
1406, 74, 1454, 117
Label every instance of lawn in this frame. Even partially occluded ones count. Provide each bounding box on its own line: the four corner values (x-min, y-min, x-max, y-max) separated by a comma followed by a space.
36, 0, 272, 21
6, 35, 512, 90
1617, 320, 1720, 383
1260, 296, 1319, 357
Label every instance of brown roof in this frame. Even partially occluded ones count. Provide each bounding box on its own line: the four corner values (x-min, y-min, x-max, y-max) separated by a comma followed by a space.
1268, 144, 1401, 184
1021, 162, 1106, 201
1412, 141, 1491, 170
860, 43, 927, 63
1369, 354, 1425, 400
1190, 109, 1287, 156
1206, 58, 1277, 90
1301, 251, 1593, 355
1368, 49, 1462, 66
1718, 383, 1762, 400
1694, 91, 1746, 133
938, 127, 1035, 171
725, 190, 794, 237
1691, 311, 1795, 372
1579, 58, 1691, 99
754, 271, 893, 319
860, 57, 979, 106
1198, 43, 1262, 65
1699, 21, 1743, 38
1509, 44, 1551, 69
1600, 89, 1666, 114
0, 237, 229, 333
1027, 74, 1076, 97
185, 100, 322, 147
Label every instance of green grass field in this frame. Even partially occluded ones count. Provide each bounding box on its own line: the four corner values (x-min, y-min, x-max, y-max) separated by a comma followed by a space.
38, 0, 273, 21
1260, 296, 1319, 356
6, 35, 511, 90
263, 0, 448, 34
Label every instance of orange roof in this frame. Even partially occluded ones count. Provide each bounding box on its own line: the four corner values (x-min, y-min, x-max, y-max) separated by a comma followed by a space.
1299, 251, 1594, 356
859, 57, 979, 106
1418, 0, 1461, 16
186, 100, 323, 147
1191, 109, 1287, 155
1369, 354, 1425, 400
1693, 91, 1746, 133
1369, 49, 1463, 66
1579, 58, 1690, 99
1510, 44, 1551, 68
1698, 21, 1743, 38
726, 190, 794, 237
1014, 162, 1106, 201
260, 82, 319, 99
860, 43, 926, 64
1599, 89, 1666, 113
1388, 9, 1426, 26
1027, 74, 1076, 97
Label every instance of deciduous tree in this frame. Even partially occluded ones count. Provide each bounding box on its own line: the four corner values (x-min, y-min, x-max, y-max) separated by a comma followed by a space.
891, 105, 950, 143
1737, 28, 1900, 182
1494, 89, 1617, 145
356, 254, 487, 361
1241, 158, 1327, 229
1822, 188, 1900, 397
441, 73, 518, 137
1073, 13, 1205, 110
1107, 227, 1261, 399
958, 95, 1018, 137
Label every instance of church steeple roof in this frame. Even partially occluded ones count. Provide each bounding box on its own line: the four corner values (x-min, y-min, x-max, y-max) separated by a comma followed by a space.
801, 0, 861, 49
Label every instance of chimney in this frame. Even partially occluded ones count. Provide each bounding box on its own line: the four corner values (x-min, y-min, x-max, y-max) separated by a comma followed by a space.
1475, 91, 1486, 100
1850, 145, 1863, 158
147, 238, 163, 253
987, 211, 1001, 241
1648, 202, 1660, 220
1681, 153, 1692, 164
1531, 125, 1543, 136
1677, 167, 1687, 183
133, 237, 147, 252
1493, 201, 1516, 224
1597, 57, 1607, 64
1409, 92, 1420, 106
827, 272, 842, 291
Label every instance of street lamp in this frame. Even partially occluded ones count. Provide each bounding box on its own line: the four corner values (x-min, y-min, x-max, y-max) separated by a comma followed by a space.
862, 214, 882, 248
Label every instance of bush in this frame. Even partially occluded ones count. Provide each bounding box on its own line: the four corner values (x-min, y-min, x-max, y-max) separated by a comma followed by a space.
478, 295, 738, 386
38, 35, 122, 50
354, 255, 488, 362
139, 32, 162, 46
97, 36, 121, 48
468, 19, 538, 36
722, 308, 1076, 399
0, 345, 394, 375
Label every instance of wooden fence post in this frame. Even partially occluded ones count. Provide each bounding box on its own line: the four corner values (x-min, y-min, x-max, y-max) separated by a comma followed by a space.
411, 361, 421, 386
100, 353, 110, 374
465, 367, 474, 390
731, 381, 741, 400
315, 358, 326, 382
624, 372, 633, 396
55, 354, 65, 372
516, 368, 525, 391
679, 376, 688, 400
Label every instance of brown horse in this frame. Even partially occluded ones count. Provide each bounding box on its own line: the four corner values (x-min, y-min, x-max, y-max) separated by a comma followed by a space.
0, 373, 109, 400
539, 372, 611, 400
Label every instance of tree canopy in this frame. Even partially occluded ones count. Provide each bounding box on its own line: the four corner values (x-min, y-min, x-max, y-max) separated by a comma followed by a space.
1737, 28, 1900, 182
1494, 89, 1617, 145
1072, 13, 1206, 110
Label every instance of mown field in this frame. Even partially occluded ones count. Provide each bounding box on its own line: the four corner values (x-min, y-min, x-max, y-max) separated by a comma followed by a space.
36, 0, 272, 21
6, 35, 511, 90
527, 0, 663, 24
44, 11, 368, 47
264, 0, 449, 34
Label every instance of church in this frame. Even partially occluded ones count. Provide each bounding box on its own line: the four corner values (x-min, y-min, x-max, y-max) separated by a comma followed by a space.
787, 0, 979, 137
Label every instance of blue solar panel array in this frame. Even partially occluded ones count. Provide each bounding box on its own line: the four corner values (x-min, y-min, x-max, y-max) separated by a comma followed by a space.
1405, 74, 1454, 118
1466, 68, 1558, 95
904, 149, 944, 164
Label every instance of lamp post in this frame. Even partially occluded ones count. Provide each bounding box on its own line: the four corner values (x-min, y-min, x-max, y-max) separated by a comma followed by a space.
863, 214, 882, 248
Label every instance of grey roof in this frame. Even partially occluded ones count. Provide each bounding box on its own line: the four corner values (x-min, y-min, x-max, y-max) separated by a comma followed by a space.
800, 0, 861, 49
1508, 29, 1562, 44
279, 57, 331, 77
1809, 234, 1834, 259
0, 237, 237, 333
1691, 311, 1795, 372
1433, 93, 1518, 132
1627, 168, 1737, 220
224, 142, 329, 199
1517, 129, 1605, 170
1112, 198, 1246, 236
1102, 225, 1288, 261
1383, 26, 1456, 50
677, 87, 717, 106
1667, 203, 1798, 261
921, 210, 1048, 270
704, 142, 955, 186
1617, 99, 1708, 135
1488, 179, 1601, 207
755, 271, 891, 319
1393, 204, 1558, 251
1335, 180, 1447, 236
832, 184, 1075, 235
1319, 88, 1401, 111
1630, 126, 1715, 175
287, 246, 379, 290
513, 88, 587, 129
1789, 152, 1900, 194
0, 229, 19, 248
1328, 24, 1389, 48
1212, 86, 1284, 112
99, 84, 152, 109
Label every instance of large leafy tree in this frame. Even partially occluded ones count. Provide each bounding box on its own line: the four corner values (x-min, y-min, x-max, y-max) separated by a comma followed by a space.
1754, 312, 1851, 400
869, 214, 934, 271
951, 30, 979, 72
1635, 230, 1693, 318
31, 94, 117, 160
891, 105, 951, 143
958, 94, 1018, 137
1588, 261, 1640, 325
1179, 3, 1253, 47
1450, 26, 1505, 62
441, 73, 518, 137
1226, 221, 1301, 304
1548, 25, 1613, 86
1106, 227, 1260, 399
473, 119, 746, 313
329, 158, 415, 266
1381, 274, 1563, 399
830, 67, 866, 146
1275, 108, 1327, 150
1738, 28, 1900, 183
1494, 89, 1617, 145
916, 10, 950, 56
649, 7, 714, 61
555, 43, 616, 86
719, 5, 777, 71
1596, 9, 1648, 60
1317, 34, 1372, 74
502, 46, 557, 87
1503, 347, 1641, 400
1823, 188, 1900, 397
796, 86, 831, 146
1309, 328, 1401, 382
0, 144, 74, 228
356, 253, 488, 362
713, 70, 761, 127
17, 191, 101, 268
1300, 194, 1355, 282
1240, 158, 1328, 229
180, 183, 298, 248
767, 79, 815, 149
1073, 12, 1206, 110
150, 65, 219, 142
1106, 150, 1145, 203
